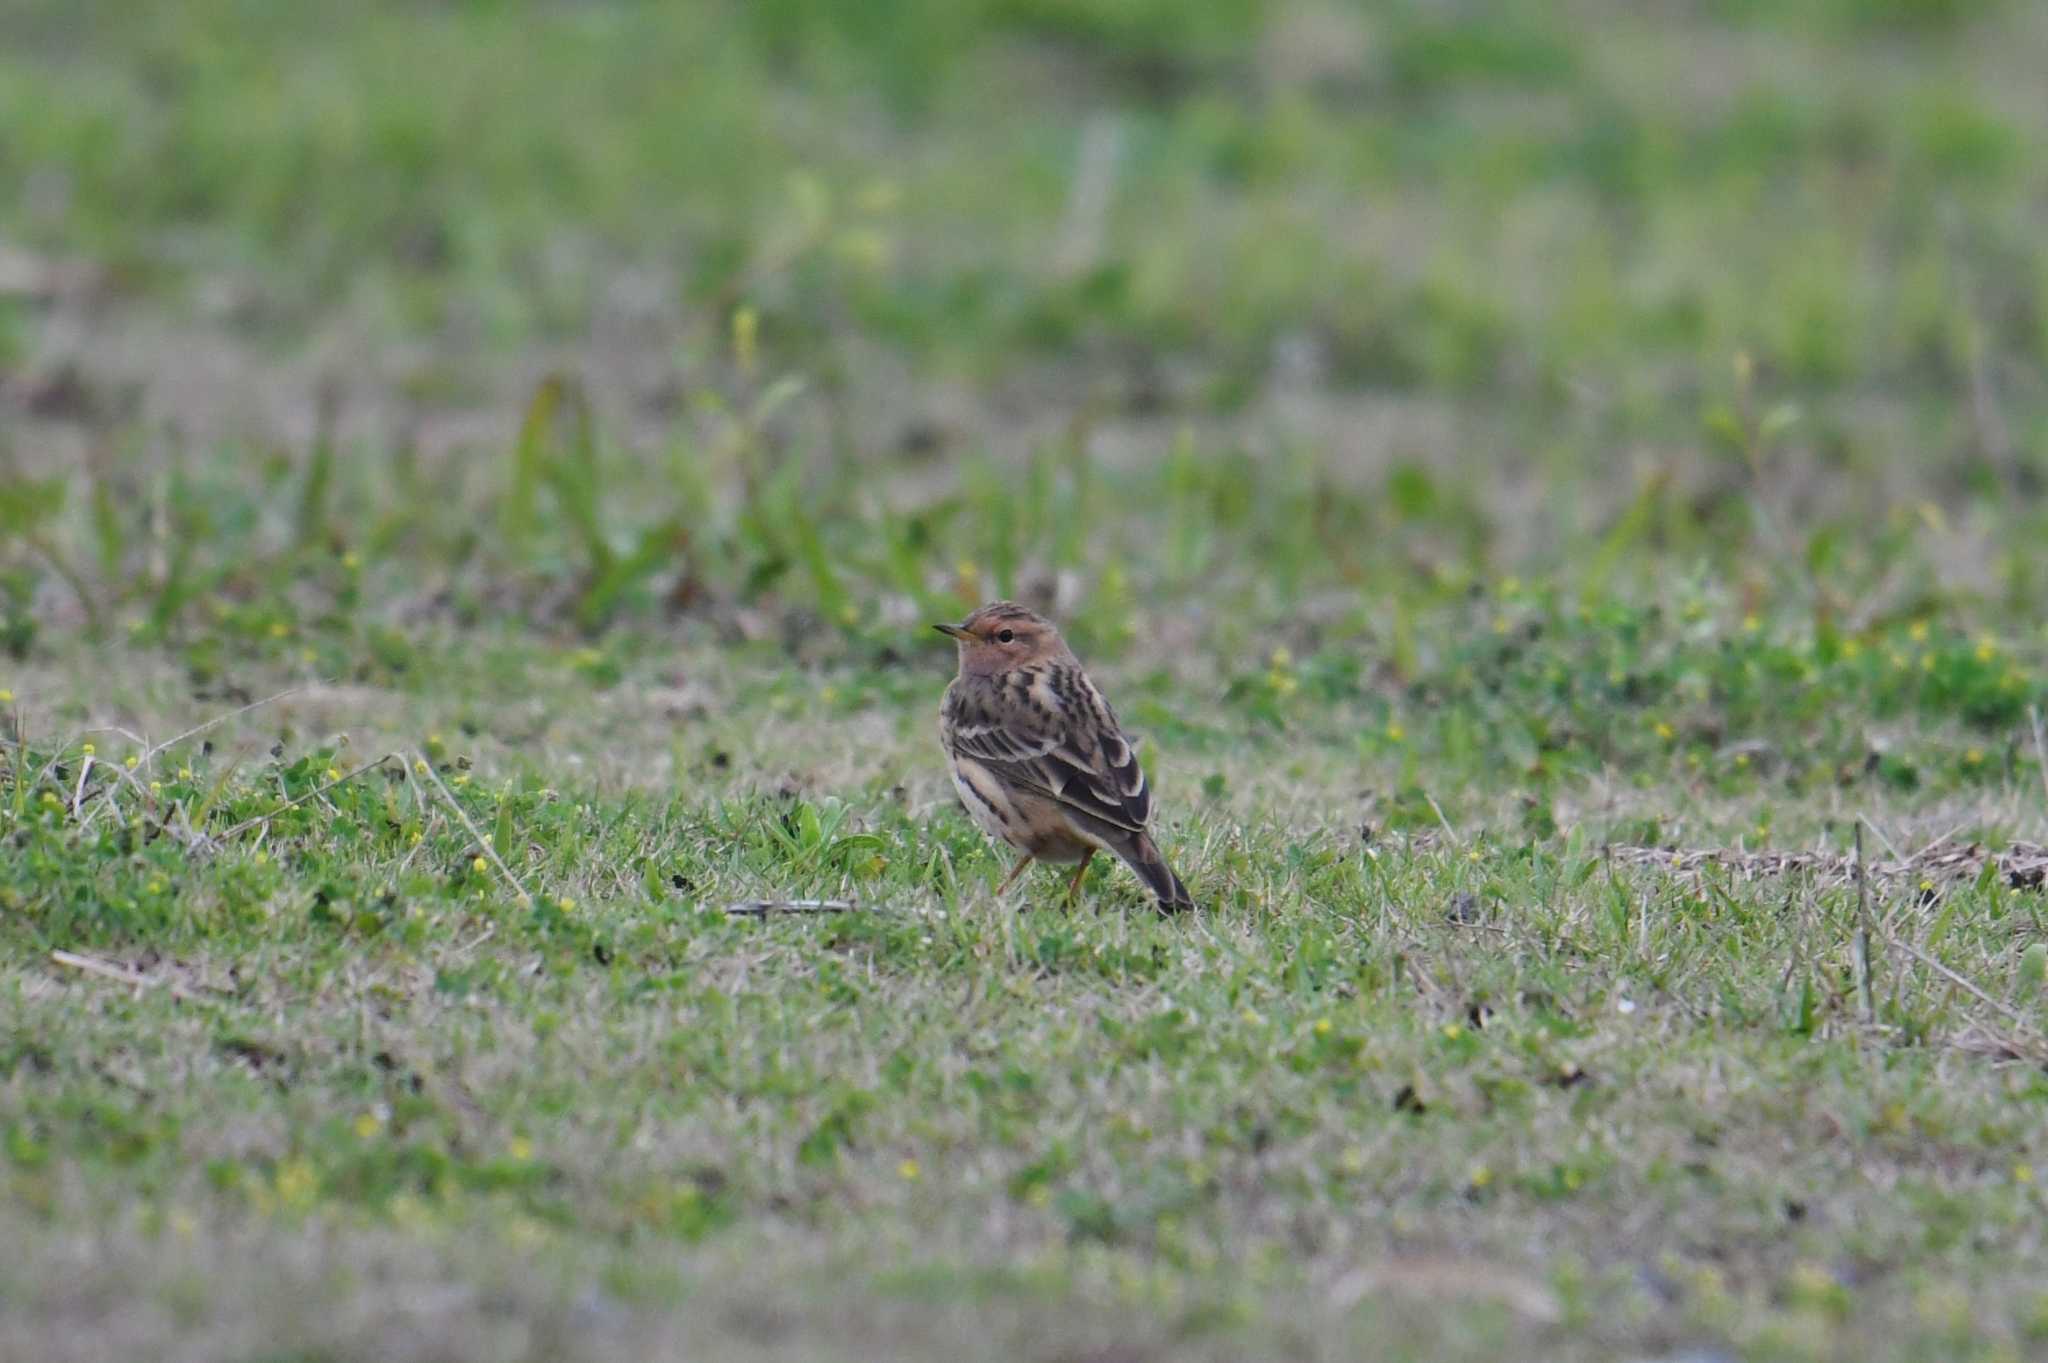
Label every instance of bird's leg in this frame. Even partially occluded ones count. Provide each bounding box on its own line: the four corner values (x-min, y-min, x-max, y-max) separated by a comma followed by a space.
993, 852, 1034, 897
1064, 850, 1094, 903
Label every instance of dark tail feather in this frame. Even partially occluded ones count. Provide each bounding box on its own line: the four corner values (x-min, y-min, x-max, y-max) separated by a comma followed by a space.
1118, 833, 1194, 911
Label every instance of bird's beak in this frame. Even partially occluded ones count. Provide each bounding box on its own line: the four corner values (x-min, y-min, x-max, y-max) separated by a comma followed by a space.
932, 623, 968, 640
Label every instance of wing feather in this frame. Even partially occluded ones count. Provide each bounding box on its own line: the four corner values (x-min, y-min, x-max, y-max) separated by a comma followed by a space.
943, 667, 1152, 834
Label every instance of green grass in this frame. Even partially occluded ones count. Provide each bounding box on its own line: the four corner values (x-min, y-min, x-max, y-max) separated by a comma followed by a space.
5, 1, 2048, 1360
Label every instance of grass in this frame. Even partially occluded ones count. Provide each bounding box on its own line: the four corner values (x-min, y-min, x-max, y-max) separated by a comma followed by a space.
5, 1, 2048, 1360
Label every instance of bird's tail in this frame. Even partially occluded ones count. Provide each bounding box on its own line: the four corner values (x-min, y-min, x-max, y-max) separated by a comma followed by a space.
1117, 833, 1194, 911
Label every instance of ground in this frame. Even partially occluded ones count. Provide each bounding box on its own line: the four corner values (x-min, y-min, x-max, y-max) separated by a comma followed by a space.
5, 2, 2048, 1360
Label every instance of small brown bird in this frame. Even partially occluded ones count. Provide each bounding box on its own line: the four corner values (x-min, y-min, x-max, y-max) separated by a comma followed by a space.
935, 601, 1192, 911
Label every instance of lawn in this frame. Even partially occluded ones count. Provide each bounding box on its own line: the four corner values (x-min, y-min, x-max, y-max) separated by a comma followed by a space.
5, 1, 2048, 1360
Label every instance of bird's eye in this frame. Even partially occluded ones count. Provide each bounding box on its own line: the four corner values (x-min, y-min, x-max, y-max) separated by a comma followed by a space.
997, 629, 1015, 643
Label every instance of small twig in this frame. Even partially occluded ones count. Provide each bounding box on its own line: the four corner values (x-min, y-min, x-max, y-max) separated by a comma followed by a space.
70, 755, 95, 820
1777, 885, 1804, 997
1423, 792, 1459, 846
1886, 934, 2038, 1037
50, 949, 197, 1003
216, 753, 398, 841
1907, 821, 1970, 864
79, 746, 185, 837
142, 686, 308, 766
1858, 816, 1904, 866
81, 724, 149, 748
1853, 822, 1876, 1024
449, 921, 497, 959
413, 750, 532, 908
725, 899, 859, 917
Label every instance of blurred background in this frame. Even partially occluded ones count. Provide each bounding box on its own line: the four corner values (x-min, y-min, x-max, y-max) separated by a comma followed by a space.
11, 14, 2048, 1355
1, 0, 2044, 670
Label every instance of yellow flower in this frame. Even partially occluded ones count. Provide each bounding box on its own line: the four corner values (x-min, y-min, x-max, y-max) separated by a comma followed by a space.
353, 1112, 382, 1140
509, 1136, 534, 1162
1469, 1164, 1493, 1189
410, 830, 424, 845
556, 896, 576, 913
325, 767, 342, 782
1240, 1008, 1265, 1027
274, 1158, 318, 1211
898, 1159, 920, 1181
1313, 1018, 1332, 1036
341, 551, 361, 570
1909, 620, 1930, 643
124, 754, 139, 769
1734, 753, 1749, 768
0, 689, 13, 703
1975, 635, 1997, 662
1842, 638, 1862, 660
1654, 721, 1675, 741
1741, 613, 1760, 633
472, 856, 489, 874
1384, 722, 1405, 742
178, 767, 193, 781
81, 743, 95, 757
149, 781, 162, 795
2016, 1163, 2034, 1185
268, 621, 289, 639
1441, 1023, 1463, 1040
1964, 748, 1983, 766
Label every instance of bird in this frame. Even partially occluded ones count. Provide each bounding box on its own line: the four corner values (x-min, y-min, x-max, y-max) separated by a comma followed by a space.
935, 600, 1193, 911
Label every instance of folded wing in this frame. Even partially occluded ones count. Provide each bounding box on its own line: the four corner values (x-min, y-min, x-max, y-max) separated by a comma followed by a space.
945, 683, 1151, 835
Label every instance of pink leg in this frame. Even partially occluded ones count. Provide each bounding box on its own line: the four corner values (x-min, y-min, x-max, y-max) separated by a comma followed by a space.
1063, 850, 1094, 902
994, 853, 1034, 896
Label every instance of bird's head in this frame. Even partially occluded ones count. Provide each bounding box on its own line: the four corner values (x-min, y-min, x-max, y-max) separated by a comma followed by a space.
933, 601, 1066, 676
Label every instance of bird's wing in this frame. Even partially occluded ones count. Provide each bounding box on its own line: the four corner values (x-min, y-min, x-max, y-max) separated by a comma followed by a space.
945, 669, 1152, 834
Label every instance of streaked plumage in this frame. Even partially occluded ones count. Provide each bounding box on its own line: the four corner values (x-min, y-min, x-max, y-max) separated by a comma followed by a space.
935, 601, 1193, 911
